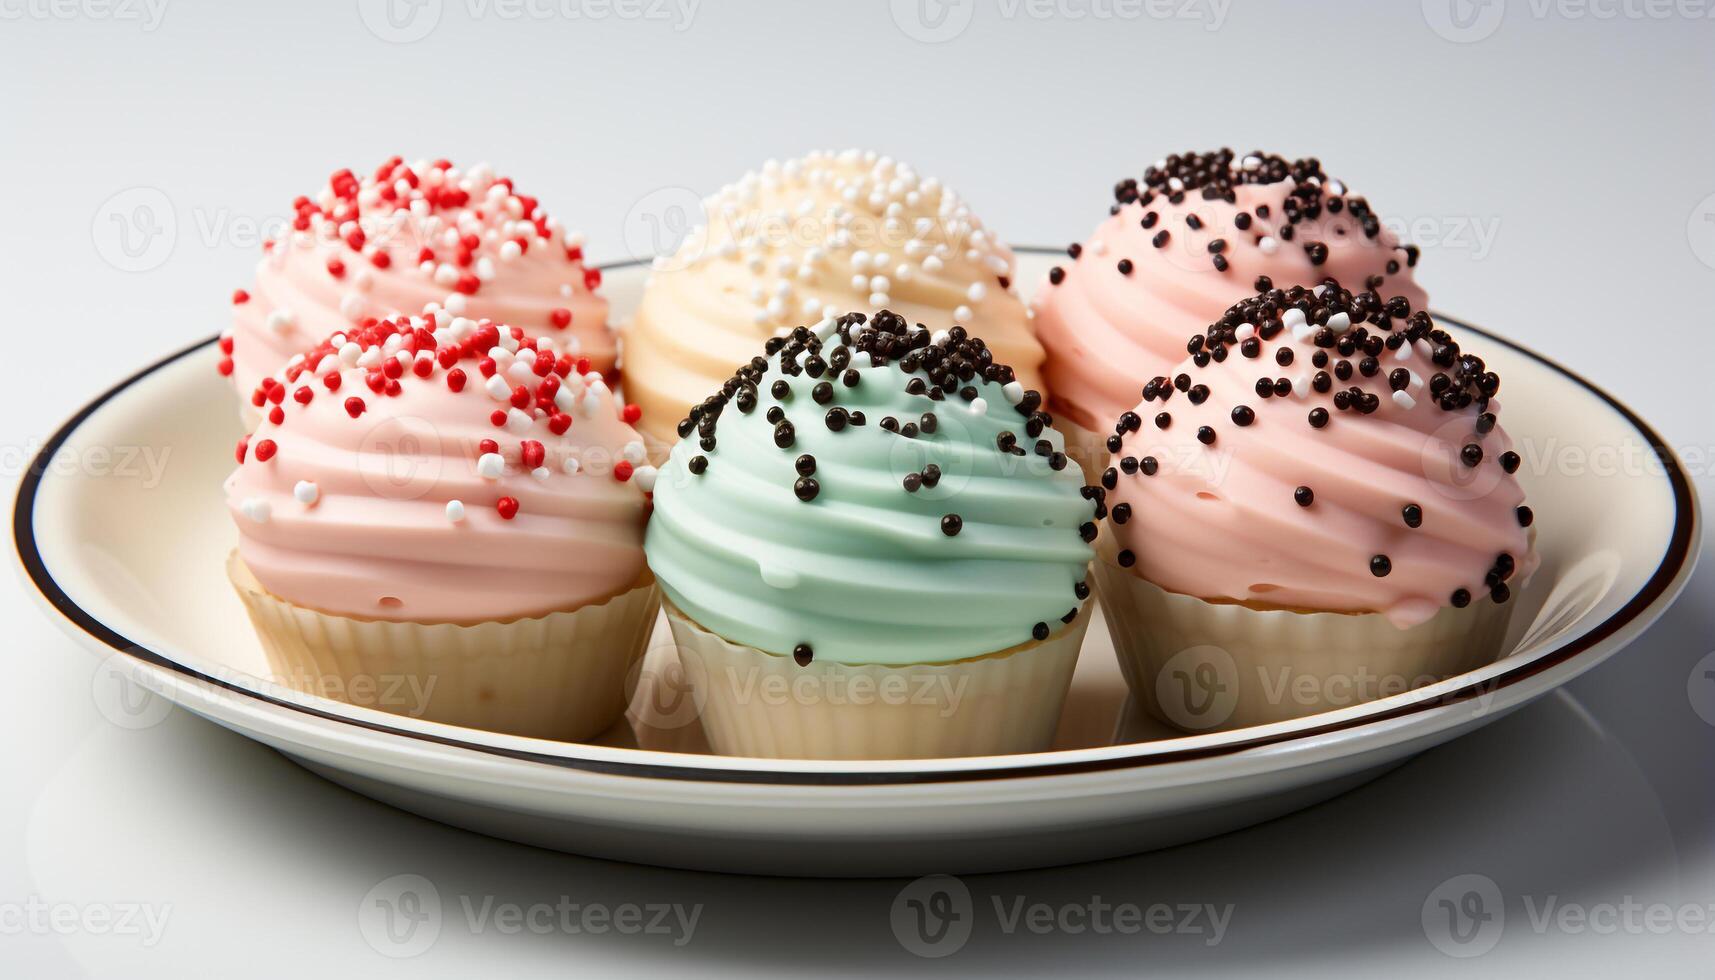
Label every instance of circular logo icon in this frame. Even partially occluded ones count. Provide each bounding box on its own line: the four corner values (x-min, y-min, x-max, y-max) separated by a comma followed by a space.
1421, 873, 1504, 958
356, 0, 443, 43
92, 187, 177, 273
1688, 651, 1715, 728
625, 647, 706, 733
1686, 193, 1715, 270
1418, 414, 1510, 504
1421, 0, 1504, 43
623, 186, 707, 271
890, 875, 973, 958
90, 652, 175, 730
890, 0, 974, 43
357, 415, 445, 501
358, 874, 442, 958
1153, 644, 1239, 731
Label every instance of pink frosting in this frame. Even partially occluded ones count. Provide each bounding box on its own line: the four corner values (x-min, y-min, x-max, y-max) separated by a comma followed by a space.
1103, 285, 1537, 628
221, 157, 612, 402
1034, 158, 1426, 432
225, 316, 650, 624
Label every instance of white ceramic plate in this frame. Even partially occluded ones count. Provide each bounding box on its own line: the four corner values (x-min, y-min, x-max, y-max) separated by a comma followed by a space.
14, 249, 1700, 876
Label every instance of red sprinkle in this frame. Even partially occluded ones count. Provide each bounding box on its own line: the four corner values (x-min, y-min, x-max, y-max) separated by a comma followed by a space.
253, 439, 277, 462
548, 413, 572, 435
294, 386, 313, 405
344, 397, 366, 418
446, 367, 467, 392
232, 289, 250, 305
217, 357, 234, 376
326, 257, 346, 279
520, 440, 545, 469
621, 403, 642, 425
235, 435, 249, 464
549, 308, 572, 329
323, 372, 342, 391
614, 460, 634, 482
490, 410, 508, 427
479, 439, 499, 455
583, 268, 602, 291
496, 496, 520, 520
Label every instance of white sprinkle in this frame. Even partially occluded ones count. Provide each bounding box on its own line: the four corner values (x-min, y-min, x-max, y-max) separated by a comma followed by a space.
633, 465, 658, 492
1002, 380, 1024, 405
1392, 390, 1418, 411
953, 304, 973, 322
265, 309, 297, 335
562, 456, 581, 475
476, 453, 506, 479
1326, 312, 1352, 333
620, 441, 647, 465
239, 498, 271, 523
1234, 323, 1257, 342
1282, 308, 1307, 330
968, 396, 988, 415
531, 466, 552, 482
485, 375, 512, 401
445, 500, 466, 523
292, 481, 319, 506
1394, 341, 1414, 362
1258, 237, 1279, 255
965, 282, 986, 303
504, 408, 533, 434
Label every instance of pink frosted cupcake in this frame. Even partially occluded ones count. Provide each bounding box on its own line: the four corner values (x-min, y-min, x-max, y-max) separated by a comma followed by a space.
1094, 281, 1537, 732
220, 156, 611, 418
1034, 149, 1426, 478
224, 315, 658, 741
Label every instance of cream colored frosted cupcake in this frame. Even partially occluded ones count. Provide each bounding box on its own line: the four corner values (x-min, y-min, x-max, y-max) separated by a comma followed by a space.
622, 150, 1045, 455
224, 315, 658, 741
1095, 280, 1537, 732
645, 310, 1097, 760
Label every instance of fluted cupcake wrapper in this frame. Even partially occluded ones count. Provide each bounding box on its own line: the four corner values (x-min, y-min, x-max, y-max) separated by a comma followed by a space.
1092, 554, 1514, 733
663, 601, 1091, 760
228, 553, 660, 742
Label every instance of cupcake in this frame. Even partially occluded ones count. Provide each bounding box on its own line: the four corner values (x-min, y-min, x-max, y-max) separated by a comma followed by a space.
1094, 281, 1538, 732
225, 314, 658, 741
645, 310, 1096, 759
1034, 149, 1427, 478
220, 156, 612, 416
622, 150, 1044, 456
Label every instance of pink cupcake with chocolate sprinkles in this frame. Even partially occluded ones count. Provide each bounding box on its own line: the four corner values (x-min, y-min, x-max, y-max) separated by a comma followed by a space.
220, 157, 611, 420
1094, 280, 1537, 732
225, 314, 659, 741
1034, 149, 1426, 478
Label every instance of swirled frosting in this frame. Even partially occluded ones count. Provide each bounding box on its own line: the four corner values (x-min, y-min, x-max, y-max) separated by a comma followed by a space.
645, 310, 1095, 666
221, 157, 611, 403
225, 316, 650, 623
1034, 150, 1427, 431
622, 150, 1044, 449
1102, 282, 1537, 628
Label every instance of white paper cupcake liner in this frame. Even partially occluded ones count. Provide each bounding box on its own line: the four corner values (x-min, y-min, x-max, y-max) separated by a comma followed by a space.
663, 601, 1091, 760
1092, 555, 1515, 733
228, 553, 660, 742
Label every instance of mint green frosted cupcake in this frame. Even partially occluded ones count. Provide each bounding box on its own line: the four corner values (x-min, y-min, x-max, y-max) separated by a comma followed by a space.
645, 310, 1098, 759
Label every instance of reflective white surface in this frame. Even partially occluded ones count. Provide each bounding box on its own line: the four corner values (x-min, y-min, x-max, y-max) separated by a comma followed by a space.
4, 0, 1714, 975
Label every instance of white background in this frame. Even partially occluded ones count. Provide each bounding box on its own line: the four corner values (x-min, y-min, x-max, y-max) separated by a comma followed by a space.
3, 0, 1714, 975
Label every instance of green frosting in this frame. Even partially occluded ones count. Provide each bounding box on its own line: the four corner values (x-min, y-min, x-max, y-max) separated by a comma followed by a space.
645, 312, 1097, 666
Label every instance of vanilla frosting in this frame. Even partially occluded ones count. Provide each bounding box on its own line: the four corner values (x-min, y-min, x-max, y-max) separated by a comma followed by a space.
1034, 150, 1427, 431
622, 150, 1044, 448
1102, 282, 1537, 628
221, 157, 611, 402
226, 316, 649, 623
